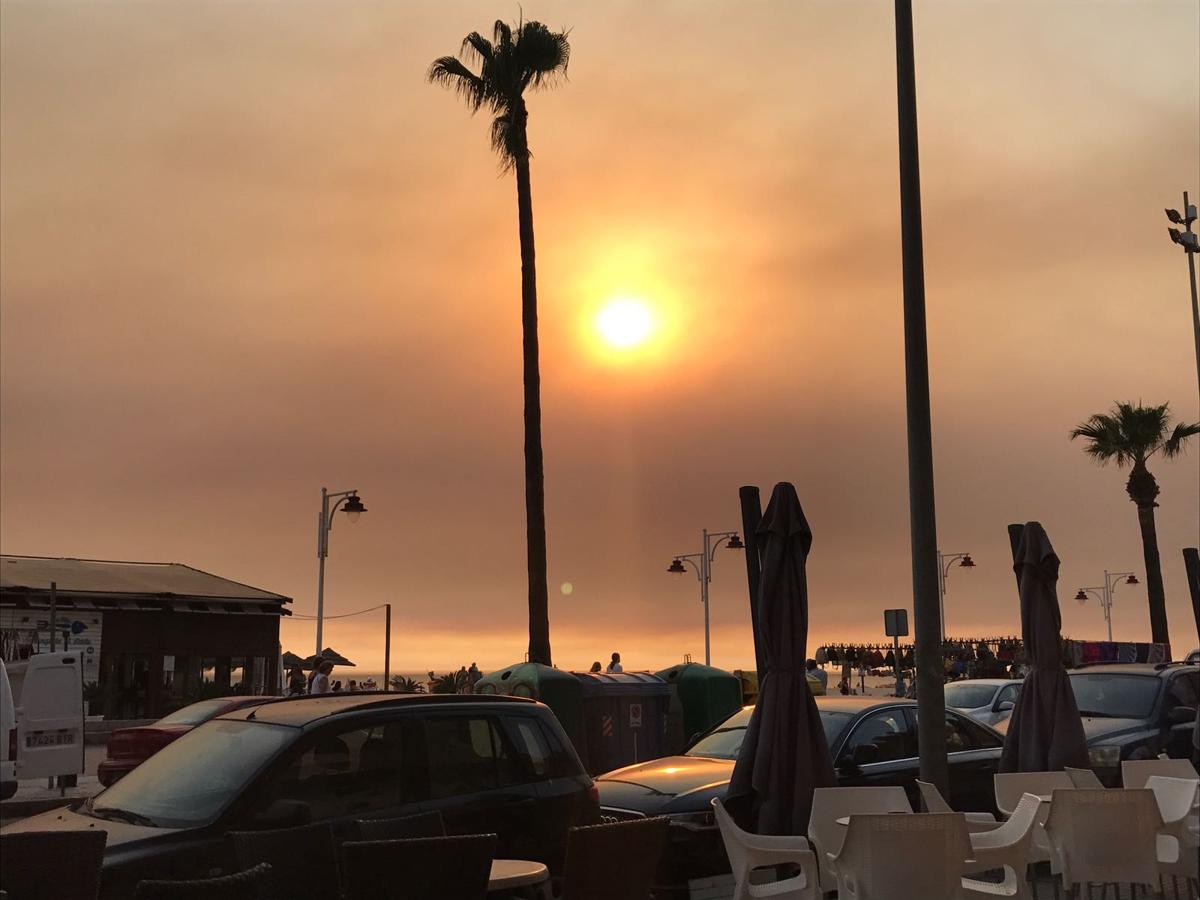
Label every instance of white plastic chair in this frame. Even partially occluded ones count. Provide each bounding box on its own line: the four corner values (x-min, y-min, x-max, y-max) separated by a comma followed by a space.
960, 792, 1046, 900
1043, 788, 1162, 895
1121, 757, 1198, 789
1063, 766, 1104, 789
992, 772, 1073, 817
711, 798, 819, 900
831, 812, 971, 900
916, 780, 1000, 832
806, 787, 911, 895
1145, 775, 1200, 887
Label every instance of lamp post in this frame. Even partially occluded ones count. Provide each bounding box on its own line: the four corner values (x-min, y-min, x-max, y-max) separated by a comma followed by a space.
315, 487, 367, 656
1075, 571, 1138, 643
936, 551, 975, 639
667, 529, 744, 666
1165, 193, 1200, 405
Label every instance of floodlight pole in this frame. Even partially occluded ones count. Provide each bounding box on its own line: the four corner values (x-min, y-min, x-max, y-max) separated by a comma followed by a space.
1166, 191, 1200, 406
315, 486, 363, 656
894, 0, 948, 794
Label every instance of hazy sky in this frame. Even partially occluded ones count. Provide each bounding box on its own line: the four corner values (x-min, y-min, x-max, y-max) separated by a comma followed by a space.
2, 1, 1198, 674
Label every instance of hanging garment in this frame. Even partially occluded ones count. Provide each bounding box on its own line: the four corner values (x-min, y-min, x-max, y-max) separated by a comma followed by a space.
1147, 643, 1168, 664
1134, 642, 1151, 663
1117, 643, 1137, 664
815, 646, 828, 665
884, 650, 896, 668
1099, 642, 1119, 663
1080, 641, 1102, 664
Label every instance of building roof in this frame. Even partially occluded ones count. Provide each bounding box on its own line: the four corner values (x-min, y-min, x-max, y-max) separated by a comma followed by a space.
0, 555, 291, 614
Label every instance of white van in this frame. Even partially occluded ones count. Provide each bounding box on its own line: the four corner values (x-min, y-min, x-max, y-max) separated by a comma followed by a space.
1, 652, 85, 799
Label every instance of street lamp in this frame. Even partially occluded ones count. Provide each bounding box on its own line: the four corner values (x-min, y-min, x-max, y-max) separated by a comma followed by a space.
1165, 193, 1200, 405
1076, 570, 1138, 642
667, 529, 743, 665
936, 551, 975, 639
315, 487, 368, 655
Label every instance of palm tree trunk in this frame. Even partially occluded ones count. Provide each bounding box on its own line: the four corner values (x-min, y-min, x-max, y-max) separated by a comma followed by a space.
512, 101, 552, 667
1127, 463, 1170, 646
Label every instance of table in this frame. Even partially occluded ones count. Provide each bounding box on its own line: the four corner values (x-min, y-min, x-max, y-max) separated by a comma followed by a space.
488, 859, 549, 897
835, 812, 909, 826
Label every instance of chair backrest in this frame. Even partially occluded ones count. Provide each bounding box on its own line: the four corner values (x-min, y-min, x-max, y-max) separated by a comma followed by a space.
342, 834, 496, 900
915, 780, 951, 813
1064, 766, 1104, 789
988, 792, 1045, 850
356, 809, 446, 841
226, 822, 339, 898
808, 786, 911, 891
1121, 758, 1198, 789
562, 817, 669, 900
133, 863, 273, 900
836, 813, 970, 900
1144, 775, 1200, 825
1044, 789, 1161, 888
993, 771, 1073, 815
0, 830, 107, 900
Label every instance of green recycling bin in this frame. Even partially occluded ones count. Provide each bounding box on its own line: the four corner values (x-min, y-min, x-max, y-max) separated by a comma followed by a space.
656, 662, 743, 752
474, 663, 583, 744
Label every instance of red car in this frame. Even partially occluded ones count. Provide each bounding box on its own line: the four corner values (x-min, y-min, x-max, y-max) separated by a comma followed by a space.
97, 696, 275, 786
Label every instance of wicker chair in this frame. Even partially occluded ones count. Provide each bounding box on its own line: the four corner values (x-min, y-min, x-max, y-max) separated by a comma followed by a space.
0, 829, 107, 900
133, 863, 273, 900
226, 822, 339, 899
342, 834, 497, 900
355, 809, 446, 841
560, 817, 669, 900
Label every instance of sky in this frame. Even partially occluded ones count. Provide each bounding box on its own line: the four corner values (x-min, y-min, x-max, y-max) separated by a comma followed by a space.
2, 0, 1198, 675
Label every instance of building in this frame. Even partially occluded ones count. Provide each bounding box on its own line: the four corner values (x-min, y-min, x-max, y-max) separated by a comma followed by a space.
1, 555, 291, 719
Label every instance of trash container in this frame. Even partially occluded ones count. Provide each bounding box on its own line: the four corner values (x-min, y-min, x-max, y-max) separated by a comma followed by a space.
571, 672, 670, 775
655, 663, 743, 752
474, 663, 583, 744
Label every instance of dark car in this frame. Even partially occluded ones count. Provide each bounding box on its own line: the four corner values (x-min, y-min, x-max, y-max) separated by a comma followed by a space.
1066, 662, 1198, 784
98, 696, 276, 787
595, 696, 1004, 894
3, 694, 597, 898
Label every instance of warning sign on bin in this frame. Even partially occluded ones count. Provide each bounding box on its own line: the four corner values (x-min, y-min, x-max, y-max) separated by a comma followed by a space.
629, 703, 642, 729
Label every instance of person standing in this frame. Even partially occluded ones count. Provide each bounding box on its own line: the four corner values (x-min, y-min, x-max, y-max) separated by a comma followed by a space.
606, 652, 623, 673
306, 657, 325, 694
589, 661, 602, 673
310, 660, 334, 695
467, 662, 481, 693
286, 666, 306, 697
806, 659, 828, 691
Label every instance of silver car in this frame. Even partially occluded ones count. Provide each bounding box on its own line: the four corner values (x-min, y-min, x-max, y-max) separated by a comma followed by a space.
944, 678, 1023, 726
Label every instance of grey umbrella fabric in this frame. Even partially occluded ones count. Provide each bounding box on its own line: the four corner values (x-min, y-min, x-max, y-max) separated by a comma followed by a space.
1000, 522, 1088, 772
726, 482, 836, 834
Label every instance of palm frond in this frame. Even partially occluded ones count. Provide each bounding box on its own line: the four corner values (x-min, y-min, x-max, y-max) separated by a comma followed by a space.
491, 112, 521, 168
517, 21, 570, 90
1162, 420, 1200, 457
460, 31, 494, 67
493, 19, 513, 50
427, 56, 487, 112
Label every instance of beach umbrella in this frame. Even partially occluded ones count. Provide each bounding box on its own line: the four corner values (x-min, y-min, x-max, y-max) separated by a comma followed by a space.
725, 482, 836, 834
280, 651, 305, 670
319, 647, 356, 667
1000, 522, 1088, 772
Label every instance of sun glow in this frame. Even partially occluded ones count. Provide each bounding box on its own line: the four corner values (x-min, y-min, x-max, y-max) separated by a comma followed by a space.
596, 298, 655, 349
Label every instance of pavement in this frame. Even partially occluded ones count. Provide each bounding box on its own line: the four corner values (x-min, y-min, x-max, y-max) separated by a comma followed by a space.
1, 744, 105, 824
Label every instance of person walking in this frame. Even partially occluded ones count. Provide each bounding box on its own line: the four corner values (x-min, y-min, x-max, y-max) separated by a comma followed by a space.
606, 652, 623, 673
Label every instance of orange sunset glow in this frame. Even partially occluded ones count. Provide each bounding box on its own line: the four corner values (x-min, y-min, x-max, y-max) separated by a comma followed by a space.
1, 0, 1197, 678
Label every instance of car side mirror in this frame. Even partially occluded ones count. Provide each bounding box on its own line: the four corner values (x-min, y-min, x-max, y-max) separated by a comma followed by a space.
996, 700, 1015, 712
1167, 706, 1197, 726
248, 799, 311, 830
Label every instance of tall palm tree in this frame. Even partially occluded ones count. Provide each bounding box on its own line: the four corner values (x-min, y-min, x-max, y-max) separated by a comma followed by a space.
1071, 402, 1200, 645
429, 20, 569, 667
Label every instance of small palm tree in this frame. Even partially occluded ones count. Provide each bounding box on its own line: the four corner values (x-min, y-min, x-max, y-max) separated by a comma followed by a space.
430, 673, 461, 695
429, 19, 569, 667
1071, 402, 1200, 644
389, 675, 425, 694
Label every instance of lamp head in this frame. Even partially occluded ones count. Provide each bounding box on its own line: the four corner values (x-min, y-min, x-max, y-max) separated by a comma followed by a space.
667, 558, 687, 574
1074, 590, 1089, 605
1165, 208, 1182, 224
1124, 574, 1138, 585
1169, 227, 1184, 245
959, 554, 976, 568
726, 534, 745, 550
342, 494, 367, 523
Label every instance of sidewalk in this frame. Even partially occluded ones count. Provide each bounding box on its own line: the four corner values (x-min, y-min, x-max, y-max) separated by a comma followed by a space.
1, 744, 106, 822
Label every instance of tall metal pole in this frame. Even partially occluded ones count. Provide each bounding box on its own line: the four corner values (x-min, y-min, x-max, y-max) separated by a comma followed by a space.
1102, 571, 1114, 643
894, 0, 948, 793
316, 487, 329, 656
383, 603, 392, 692
49, 581, 58, 652
936, 553, 946, 639
1183, 191, 1200, 407
702, 529, 712, 666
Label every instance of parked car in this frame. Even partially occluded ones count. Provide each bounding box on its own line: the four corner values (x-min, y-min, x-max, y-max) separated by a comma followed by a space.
1185, 649, 1200, 665
595, 696, 1005, 895
1067, 662, 1199, 784
943, 678, 1023, 726
97, 696, 276, 787
2, 694, 598, 898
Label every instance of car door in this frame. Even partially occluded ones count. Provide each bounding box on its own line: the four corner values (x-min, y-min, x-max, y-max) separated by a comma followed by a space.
905, 708, 1000, 813
413, 710, 539, 858
834, 707, 919, 807
1161, 670, 1199, 760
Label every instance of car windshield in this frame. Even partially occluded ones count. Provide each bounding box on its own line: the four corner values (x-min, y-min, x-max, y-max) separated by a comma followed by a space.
685, 708, 855, 760
87, 719, 295, 828
156, 699, 234, 727
1070, 673, 1160, 719
943, 683, 999, 709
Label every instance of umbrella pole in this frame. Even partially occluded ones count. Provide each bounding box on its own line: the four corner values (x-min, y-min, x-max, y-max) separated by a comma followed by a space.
894, 0, 948, 793
738, 485, 767, 677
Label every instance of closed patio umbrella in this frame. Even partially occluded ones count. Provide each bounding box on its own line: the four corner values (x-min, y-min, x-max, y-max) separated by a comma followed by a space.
726, 482, 836, 834
1000, 522, 1088, 772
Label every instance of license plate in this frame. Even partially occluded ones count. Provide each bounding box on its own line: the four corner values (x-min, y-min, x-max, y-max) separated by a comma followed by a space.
26, 731, 75, 748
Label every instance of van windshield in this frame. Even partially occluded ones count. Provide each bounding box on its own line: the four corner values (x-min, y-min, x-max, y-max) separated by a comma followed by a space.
86, 720, 294, 828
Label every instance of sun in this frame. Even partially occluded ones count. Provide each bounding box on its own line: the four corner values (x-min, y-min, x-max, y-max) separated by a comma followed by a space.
595, 297, 655, 349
